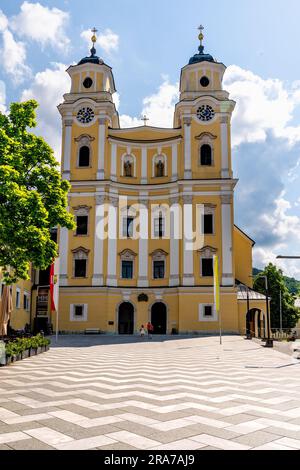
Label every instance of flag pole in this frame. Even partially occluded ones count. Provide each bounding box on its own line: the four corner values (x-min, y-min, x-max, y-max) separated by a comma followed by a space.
214, 255, 221, 345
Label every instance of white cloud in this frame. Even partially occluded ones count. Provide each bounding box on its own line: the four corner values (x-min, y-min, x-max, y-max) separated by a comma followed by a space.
10, 1, 70, 51
81, 28, 119, 56
0, 80, 6, 114
0, 29, 31, 84
0, 10, 8, 32
21, 63, 70, 159
251, 194, 300, 279
119, 78, 179, 128
224, 65, 300, 147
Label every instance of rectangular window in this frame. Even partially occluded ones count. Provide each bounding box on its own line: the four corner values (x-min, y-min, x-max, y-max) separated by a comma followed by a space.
202, 258, 213, 277
203, 214, 213, 234
204, 305, 213, 317
154, 216, 165, 238
74, 259, 87, 278
153, 261, 165, 279
16, 289, 20, 308
74, 305, 84, 317
23, 294, 30, 311
76, 215, 88, 236
122, 261, 133, 279
123, 217, 134, 238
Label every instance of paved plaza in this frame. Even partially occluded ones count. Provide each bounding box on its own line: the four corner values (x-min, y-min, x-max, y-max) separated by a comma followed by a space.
1, 335, 300, 450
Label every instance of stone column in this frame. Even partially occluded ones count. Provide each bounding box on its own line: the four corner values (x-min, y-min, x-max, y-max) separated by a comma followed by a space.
182, 195, 195, 286
97, 118, 106, 180
169, 196, 180, 286
221, 194, 234, 286
138, 198, 149, 287
59, 207, 70, 287
107, 196, 118, 287
171, 143, 178, 181
62, 119, 73, 181
92, 195, 105, 286
141, 147, 147, 184
221, 116, 230, 178
183, 117, 192, 179
111, 143, 117, 181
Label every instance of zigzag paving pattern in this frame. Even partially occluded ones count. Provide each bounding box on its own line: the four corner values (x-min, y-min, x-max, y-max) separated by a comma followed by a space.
1, 335, 300, 450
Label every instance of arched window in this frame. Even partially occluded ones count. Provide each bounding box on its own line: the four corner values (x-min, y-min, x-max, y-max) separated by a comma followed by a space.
200, 144, 212, 166
79, 146, 90, 167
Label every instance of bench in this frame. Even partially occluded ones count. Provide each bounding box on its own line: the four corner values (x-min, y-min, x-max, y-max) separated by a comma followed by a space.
84, 329, 101, 335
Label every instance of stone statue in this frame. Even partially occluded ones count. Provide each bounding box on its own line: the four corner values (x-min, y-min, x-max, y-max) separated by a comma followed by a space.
124, 160, 132, 177
156, 160, 164, 177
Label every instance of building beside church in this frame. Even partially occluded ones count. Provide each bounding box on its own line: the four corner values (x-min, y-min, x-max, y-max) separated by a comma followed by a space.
0, 29, 269, 338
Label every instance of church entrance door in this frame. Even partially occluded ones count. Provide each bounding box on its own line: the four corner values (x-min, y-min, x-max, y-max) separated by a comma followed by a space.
151, 303, 167, 335
118, 303, 134, 335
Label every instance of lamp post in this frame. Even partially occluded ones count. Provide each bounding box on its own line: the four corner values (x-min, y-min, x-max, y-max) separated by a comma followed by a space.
251, 274, 273, 347
276, 256, 300, 259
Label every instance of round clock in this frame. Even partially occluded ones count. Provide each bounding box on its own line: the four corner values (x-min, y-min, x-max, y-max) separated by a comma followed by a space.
197, 104, 215, 122
76, 107, 95, 124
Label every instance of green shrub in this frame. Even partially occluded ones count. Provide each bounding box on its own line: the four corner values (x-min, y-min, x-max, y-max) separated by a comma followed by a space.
5, 335, 51, 356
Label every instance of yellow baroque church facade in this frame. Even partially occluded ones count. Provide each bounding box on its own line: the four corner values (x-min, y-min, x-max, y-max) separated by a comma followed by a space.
51, 30, 268, 337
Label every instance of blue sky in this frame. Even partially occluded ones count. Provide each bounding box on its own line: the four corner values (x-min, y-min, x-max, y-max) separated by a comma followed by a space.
1, 0, 300, 278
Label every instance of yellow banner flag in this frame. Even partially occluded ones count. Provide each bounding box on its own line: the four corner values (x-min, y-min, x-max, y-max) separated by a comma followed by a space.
214, 255, 220, 313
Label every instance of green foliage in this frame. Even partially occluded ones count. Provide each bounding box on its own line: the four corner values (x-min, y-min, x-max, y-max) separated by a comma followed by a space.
0, 100, 75, 284
253, 268, 300, 295
5, 334, 51, 357
253, 263, 300, 329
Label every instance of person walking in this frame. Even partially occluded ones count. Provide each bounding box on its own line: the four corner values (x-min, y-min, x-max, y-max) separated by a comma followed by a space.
147, 322, 154, 339
140, 325, 146, 338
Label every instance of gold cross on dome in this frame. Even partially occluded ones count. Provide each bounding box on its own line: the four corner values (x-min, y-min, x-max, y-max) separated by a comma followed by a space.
91, 27, 98, 44
141, 115, 149, 126
198, 24, 204, 45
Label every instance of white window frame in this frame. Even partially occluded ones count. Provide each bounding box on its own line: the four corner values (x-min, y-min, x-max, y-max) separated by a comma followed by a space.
24, 291, 30, 311
199, 304, 217, 322
75, 134, 95, 168
119, 249, 137, 280
70, 304, 88, 322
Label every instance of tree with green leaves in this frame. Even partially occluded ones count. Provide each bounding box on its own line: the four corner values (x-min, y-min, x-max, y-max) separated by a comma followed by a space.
253, 263, 300, 330
0, 100, 75, 284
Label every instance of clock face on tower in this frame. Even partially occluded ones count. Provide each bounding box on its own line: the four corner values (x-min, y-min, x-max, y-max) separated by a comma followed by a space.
197, 105, 215, 122
76, 107, 95, 124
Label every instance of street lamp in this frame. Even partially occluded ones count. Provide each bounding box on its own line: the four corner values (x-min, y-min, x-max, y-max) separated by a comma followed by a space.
251, 274, 273, 348
277, 256, 300, 259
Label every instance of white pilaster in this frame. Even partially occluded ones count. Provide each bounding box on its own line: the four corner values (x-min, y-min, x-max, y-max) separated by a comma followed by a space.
92, 195, 105, 286
138, 196, 149, 287
97, 118, 106, 180
221, 194, 234, 286
59, 212, 69, 287
62, 120, 72, 180
107, 197, 118, 287
111, 143, 117, 181
172, 143, 178, 181
183, 117, 192, 179
221, 116, 230, 178
169, 197, 180, 286
141, 147, 147, 184
182, 195, 195, 286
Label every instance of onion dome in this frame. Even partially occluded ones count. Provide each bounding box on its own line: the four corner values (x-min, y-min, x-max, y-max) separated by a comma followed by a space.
78, 27, 105, 65
189, 25, 215, 65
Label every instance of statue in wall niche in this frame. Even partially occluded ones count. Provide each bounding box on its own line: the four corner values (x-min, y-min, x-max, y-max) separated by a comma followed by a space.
156, 160, 164, 177
124, 160, 132, 177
